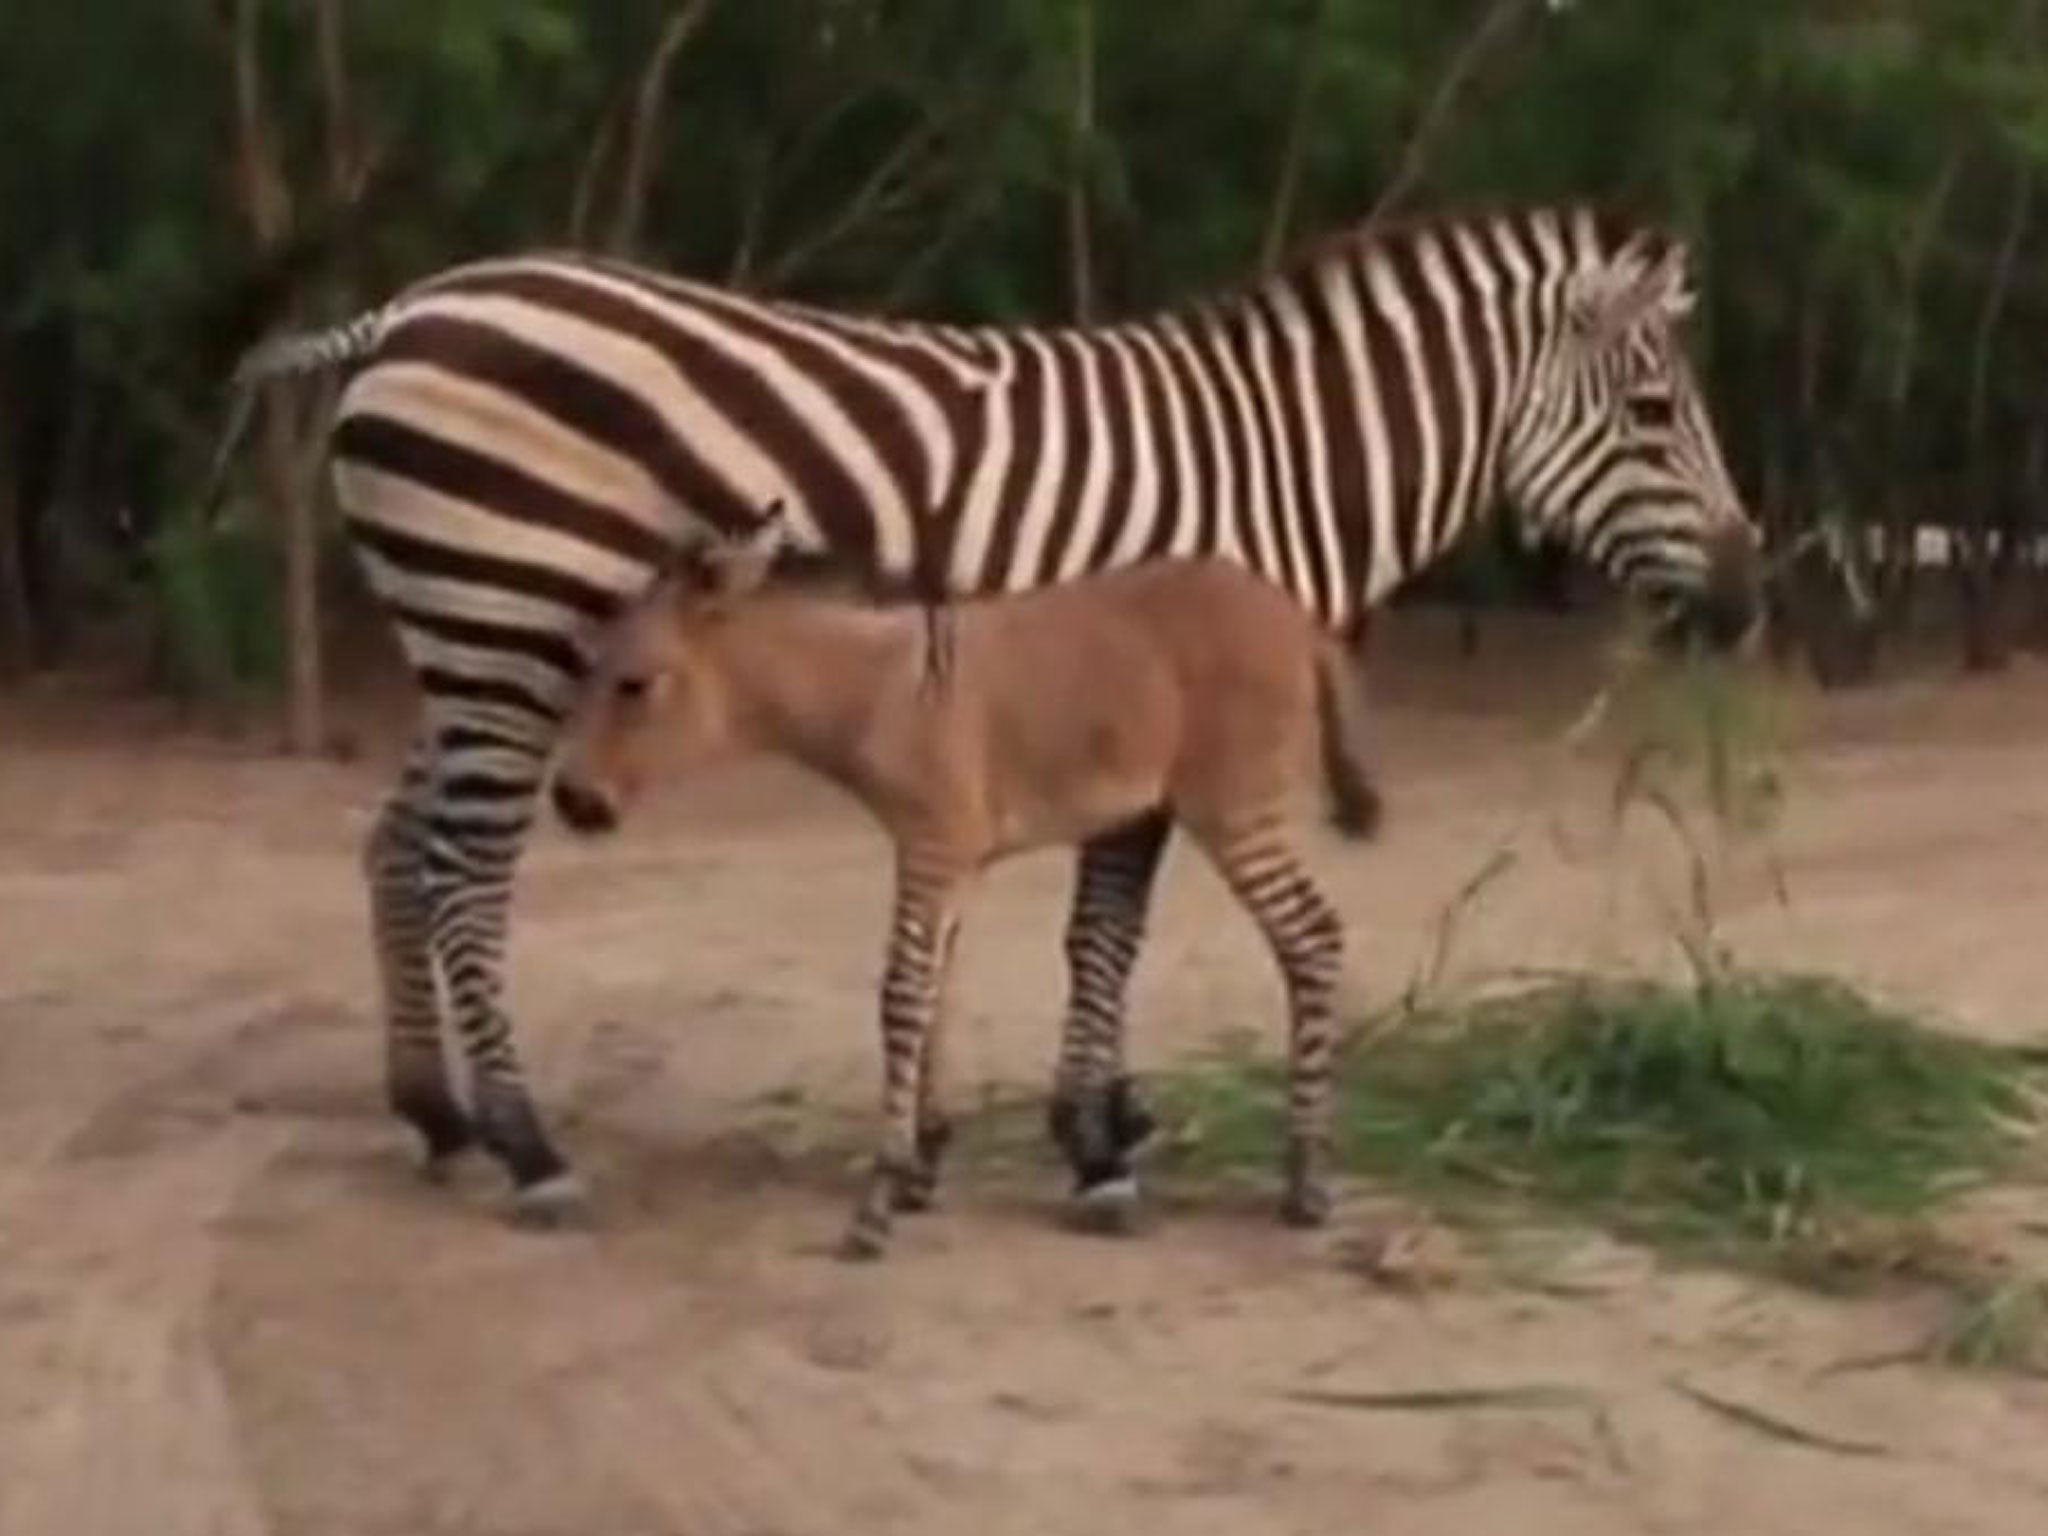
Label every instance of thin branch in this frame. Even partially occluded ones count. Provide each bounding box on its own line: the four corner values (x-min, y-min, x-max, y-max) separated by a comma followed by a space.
1261, 0, 1334, 271
1886, 142, 1965, 413
314, 0, 357, 202
607, 0, 717, 256
569, 102, 622, 246
1369, 0, 1539, 226
1967, 160, 2034, 459
759, 120, 949, 290
227, 0, 290, 248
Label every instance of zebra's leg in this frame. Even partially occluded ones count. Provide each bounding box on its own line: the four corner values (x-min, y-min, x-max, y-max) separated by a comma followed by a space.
414, 764, 585, 1225
1192, 820, 1344, 1228
365, 751, 476, 1174
1047, 810, 1171, 1223
842, 849, 962, 1260
892, 916, 961, 1215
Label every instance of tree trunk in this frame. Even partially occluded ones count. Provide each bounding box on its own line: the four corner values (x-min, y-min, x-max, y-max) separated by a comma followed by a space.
1066, 0, 1096, 322
266, 384, 326, 751
227, 0, 325, 751
1957, 140, 2034, 673
0, 369, 31, 681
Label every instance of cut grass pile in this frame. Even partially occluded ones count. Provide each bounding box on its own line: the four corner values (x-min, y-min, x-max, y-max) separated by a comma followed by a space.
1153, 972, 2048, 1277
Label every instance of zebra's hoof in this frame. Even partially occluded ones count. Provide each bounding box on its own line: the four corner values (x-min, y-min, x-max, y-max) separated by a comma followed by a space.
1066, 1175, 1143, 1236
1280, 1185, 1333, 1229
508, 1172, 593, 1230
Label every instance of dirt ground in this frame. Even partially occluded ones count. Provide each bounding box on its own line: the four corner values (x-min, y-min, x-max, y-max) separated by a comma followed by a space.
4, 608, 2048, 1536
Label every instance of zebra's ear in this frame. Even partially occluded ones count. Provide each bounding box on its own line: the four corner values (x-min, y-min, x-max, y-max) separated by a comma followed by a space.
1570, 236, 1694, 343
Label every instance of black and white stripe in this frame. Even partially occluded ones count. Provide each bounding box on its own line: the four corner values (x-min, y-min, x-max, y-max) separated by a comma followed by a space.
230, 204, 1760, 1216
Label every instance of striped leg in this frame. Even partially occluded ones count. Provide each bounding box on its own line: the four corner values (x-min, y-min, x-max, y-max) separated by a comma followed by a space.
364, 750, 475, 1173
383, 731, 582, 1224
1194, 821, 1345, 1227
891, 918, 961, 1215
1048, 810, 1170, 1221
421, 834, 585, 1223
842, 848, 963, 1260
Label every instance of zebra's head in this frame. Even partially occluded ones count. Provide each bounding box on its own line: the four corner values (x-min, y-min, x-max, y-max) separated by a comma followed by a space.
1502, 225, 1760, 651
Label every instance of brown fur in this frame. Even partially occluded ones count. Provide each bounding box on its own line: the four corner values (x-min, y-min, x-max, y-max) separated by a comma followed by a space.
556, 552, 1377, 1255
561, 560, 1378, 859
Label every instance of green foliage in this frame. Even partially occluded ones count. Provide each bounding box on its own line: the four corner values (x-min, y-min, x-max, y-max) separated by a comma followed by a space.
9, 0, 2048, 689
144, 507, 285, 706
1154, 973, 2048, 1273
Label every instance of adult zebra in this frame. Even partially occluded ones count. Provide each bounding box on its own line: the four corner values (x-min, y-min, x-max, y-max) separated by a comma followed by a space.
225, 204, 1761, 1225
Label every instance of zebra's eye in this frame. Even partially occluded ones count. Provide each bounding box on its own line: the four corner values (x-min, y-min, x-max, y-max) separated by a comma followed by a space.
1625, 393, 1676, 431
614, 675, 653, 704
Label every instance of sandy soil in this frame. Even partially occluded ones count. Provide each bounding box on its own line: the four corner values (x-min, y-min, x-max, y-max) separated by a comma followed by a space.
4, 610, 2048, 1535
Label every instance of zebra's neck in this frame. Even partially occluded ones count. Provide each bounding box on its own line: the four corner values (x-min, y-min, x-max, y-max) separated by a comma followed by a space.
930, 209, 1581, 624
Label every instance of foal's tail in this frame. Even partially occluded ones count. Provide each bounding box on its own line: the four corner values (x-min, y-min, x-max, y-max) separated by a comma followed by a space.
1313, 634, 1382, 841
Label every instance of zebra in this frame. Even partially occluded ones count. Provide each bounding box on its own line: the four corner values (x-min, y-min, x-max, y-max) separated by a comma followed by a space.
221, 204, 1761, 1225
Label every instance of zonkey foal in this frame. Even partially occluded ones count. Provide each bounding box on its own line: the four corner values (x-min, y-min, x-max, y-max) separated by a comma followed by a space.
552, 511, 1378, 1258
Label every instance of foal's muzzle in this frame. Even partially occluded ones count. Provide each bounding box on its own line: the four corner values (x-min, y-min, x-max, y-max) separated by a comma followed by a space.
551, 777, 620, 835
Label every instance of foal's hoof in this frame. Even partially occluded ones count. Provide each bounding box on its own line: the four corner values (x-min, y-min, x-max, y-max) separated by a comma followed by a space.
1280, 1184, 1333, 1229
890, 1179, 939, 1214
417, 1144, 479, 1187
1066, 1174, 1143, 1236
508, 1172, 594, 1230
837, 1225, 889, 1262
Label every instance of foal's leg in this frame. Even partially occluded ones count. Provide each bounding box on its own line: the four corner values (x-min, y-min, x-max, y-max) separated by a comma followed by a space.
1047, 810, 1171, 1216
1190, 818, 1344, 1226
842, 846, 964, 1259
893, 915, 961, 1213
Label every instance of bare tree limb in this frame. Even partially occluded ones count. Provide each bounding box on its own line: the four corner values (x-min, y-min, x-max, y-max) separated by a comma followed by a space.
1261, 0, 1334, 271
227, 0, 291, 246
1369, 0, 1539, 227
314, 0, 358, 201
569, 102, 622, 246
1886, 142, 1964, 412
608, 0, 716, 256
760, 120, 949, 290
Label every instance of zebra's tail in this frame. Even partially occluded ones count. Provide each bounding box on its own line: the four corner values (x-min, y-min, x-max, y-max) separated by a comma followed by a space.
1313, 633, 1382, 841
200, 302, 405, 527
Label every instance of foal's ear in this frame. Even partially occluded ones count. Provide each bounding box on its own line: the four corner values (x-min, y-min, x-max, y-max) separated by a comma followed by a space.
701, 500, 789, 597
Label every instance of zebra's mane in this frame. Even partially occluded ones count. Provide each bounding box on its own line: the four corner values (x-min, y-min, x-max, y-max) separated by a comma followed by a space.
1237, 200, 1679, 314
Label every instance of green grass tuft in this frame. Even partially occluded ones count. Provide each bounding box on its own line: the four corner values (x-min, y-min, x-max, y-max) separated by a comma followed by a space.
1153, 973, 2046, 1275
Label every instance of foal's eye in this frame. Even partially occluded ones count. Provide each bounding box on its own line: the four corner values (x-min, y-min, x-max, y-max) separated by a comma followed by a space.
614, 675, 653, 704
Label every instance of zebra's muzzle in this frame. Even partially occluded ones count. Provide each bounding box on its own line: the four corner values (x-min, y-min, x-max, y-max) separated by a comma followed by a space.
551, 777, 620, 835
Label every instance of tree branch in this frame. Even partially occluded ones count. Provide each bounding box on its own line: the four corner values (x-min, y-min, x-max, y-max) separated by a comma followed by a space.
759, 120, 949, 290
607, 0, 716, 256
1261, 0, 1334, 270
1369, 0, 1540, 226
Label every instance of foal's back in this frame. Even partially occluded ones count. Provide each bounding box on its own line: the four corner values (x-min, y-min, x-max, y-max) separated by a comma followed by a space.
954, 559, 1321, 847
